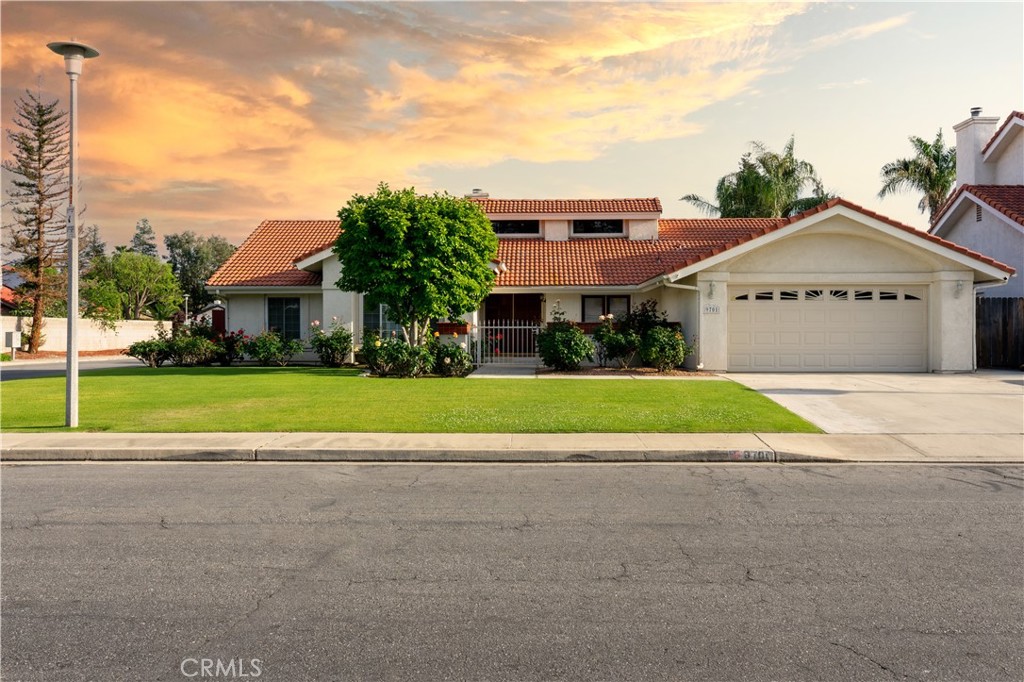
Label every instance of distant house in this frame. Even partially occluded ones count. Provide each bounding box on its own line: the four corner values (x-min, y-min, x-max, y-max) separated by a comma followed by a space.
208, 195, 1013, 372
930, 109, 1023, 297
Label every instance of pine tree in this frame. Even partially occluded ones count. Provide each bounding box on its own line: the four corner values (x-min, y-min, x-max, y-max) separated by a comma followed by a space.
2, 91, 69, 352
130, 218, 158, 257
80, 224, 106, 274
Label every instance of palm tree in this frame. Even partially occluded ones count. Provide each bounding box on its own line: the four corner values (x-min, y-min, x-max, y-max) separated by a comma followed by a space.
682, 136, 832, 218
877, 130, 956, 223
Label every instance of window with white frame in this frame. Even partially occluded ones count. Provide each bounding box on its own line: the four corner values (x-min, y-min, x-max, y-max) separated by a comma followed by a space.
362, 301, 403, 337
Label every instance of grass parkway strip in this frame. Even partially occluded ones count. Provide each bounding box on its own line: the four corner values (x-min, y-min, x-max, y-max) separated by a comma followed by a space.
0, 367, 820, 434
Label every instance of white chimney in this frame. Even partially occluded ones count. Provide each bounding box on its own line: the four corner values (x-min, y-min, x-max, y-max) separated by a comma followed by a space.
465, 188, 489, 198
953, 107, 1000, 186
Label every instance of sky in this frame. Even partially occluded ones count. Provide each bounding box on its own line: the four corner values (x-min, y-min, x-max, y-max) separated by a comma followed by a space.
1, 1, 1021, 249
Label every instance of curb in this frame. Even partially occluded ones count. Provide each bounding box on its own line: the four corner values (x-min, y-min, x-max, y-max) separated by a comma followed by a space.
2, 447, 792, 463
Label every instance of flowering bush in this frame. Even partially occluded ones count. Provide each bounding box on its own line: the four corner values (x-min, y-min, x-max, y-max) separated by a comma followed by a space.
242, 331, 304, 366
362, 331, 430, 378
213, 329, 246, 366
431, 341, 474, 377
639, 326, 691, 371
537, 306, 594, 372
310, 318, 354, 367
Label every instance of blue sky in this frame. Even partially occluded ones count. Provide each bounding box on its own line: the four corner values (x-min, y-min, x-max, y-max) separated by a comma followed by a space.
2, 1, 1021, 246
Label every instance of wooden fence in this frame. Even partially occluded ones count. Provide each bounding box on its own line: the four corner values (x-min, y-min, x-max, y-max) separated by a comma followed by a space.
976, 297, 1024, 369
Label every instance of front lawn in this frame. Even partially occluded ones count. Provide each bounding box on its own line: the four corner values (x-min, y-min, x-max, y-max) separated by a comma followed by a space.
0, 367, 820, 433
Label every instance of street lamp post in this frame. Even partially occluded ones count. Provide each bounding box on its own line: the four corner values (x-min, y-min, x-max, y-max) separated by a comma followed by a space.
48, 40, 99, 428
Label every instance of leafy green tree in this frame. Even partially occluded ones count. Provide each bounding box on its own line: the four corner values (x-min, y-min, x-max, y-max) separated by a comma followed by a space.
682, 136, 832, 218
129, 218, 158, 257
86, 251, 182, 320
877, 130, 956, 222
163, 231, 236, 309
2, 91, 69, 352
335, 183, 498, 346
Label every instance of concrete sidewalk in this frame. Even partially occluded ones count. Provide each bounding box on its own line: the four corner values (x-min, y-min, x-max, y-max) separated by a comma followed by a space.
2, 431, 1021, 463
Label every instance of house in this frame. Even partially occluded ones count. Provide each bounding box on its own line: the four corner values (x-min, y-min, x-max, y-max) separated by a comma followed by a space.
930, 109, 1024, 297
207, 195, 1014, 372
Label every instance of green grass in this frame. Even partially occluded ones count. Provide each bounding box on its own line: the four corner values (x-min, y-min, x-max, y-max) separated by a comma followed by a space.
0, 366, 820, 433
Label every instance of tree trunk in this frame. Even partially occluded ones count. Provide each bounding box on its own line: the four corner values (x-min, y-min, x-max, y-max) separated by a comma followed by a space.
29, 297, 45, 353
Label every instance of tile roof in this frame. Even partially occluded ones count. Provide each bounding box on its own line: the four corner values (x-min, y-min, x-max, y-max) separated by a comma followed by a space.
470, 198, 662, 214
931, 184, 1024, 231
207, 220, 341, 287
981, 111, 1024, 154
1, 284, 20, 306
211, 198, 1014, 289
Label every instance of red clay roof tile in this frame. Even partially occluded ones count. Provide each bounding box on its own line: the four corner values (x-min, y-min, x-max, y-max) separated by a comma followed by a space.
207, 220, 341, 287
470, 198, 662, 214
209, 198, 1014, 289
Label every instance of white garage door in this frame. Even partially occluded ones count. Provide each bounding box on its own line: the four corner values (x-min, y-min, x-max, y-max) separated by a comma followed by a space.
728, 286, 928, 372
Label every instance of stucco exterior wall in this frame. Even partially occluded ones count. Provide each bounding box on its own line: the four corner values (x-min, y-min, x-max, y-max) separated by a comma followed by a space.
929, 272, 977, 371
697, 215, 984, 372
0, 316, 162, 352
222, 292, 320, 362
993, 131, 1024, 184
940, 210, 1022, 297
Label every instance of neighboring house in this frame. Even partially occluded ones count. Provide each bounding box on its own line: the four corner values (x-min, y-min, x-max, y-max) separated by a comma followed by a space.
930, 109, 1024, 297
1, 285, 21, 315
207, 196, 1013, 372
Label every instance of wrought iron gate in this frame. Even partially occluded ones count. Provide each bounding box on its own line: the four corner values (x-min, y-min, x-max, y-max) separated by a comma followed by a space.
475, 320, 542, 364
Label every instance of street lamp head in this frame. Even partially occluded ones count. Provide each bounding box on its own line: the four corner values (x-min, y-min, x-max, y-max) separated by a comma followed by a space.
47, 41, 100, 77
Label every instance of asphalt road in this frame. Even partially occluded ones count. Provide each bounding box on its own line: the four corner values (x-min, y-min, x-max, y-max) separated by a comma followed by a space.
0, 356, 140, 381
2, 463, 1022, 681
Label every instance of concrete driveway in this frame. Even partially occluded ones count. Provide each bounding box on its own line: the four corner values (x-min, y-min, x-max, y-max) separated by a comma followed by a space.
727, 371, 1023, 434
727, 371, 1024, 461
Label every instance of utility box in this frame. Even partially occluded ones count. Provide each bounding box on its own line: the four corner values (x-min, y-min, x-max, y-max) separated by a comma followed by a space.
4, 331, 15, 348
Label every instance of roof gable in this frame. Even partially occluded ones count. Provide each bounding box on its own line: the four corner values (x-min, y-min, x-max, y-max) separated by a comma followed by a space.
658, 198, 1014, 284
931, 185, 1024, 236
982, 111, 1024, 157
208, 220, 341, 287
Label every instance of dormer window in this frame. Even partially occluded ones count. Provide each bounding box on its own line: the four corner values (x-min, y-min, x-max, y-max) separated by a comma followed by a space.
492, 220, 540, 235
572, 219, 624, 235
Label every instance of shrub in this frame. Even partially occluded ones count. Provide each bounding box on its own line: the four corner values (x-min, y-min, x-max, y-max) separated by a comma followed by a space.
365, 334, 431, 378
537, 307, 594, 372
619, 299, 674, 337
167, 335, 216, 367
310, 318, 354, 367
603, 329, 642, 369
640, 326, 690, 372
213, 329, 246, 366
125, 338, 171, 368
432, 341, 474, 377
1, 353, 11, 362
243, 331, 304, 366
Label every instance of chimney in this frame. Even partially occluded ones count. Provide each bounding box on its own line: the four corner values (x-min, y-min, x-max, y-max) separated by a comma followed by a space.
953, 107, 1000, 185
465, 188, 489, 199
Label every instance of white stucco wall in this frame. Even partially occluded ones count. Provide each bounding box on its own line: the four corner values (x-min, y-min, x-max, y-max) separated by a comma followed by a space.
940, 209, 1022, 297
221, 292, 320, 362
992, 130, 1024, 184
696, 215, 985, 372
0, 316, 162, 352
